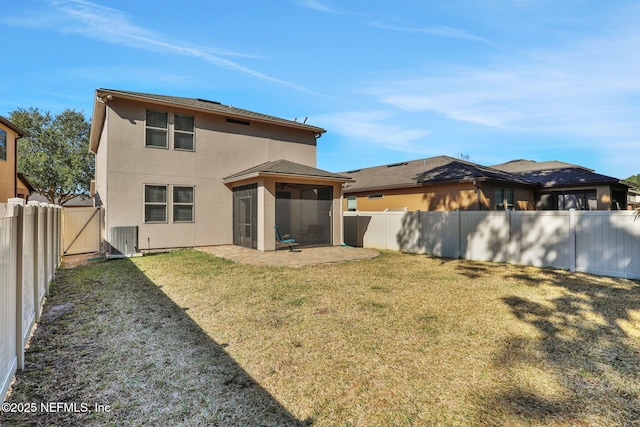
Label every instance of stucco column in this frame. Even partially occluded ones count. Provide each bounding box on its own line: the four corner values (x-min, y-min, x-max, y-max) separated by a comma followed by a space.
257, 179, 277, 251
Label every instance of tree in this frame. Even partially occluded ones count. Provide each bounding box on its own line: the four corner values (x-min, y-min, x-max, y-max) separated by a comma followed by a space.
625, 174, 640, 188
9, 108, 94, 205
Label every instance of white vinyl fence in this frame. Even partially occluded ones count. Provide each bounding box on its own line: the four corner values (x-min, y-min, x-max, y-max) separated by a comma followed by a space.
1, 199, 62, 402
344, 210, 640, 279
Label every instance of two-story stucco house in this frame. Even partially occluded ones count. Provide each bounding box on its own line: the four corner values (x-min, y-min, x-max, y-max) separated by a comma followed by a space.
89, 89, 350, 253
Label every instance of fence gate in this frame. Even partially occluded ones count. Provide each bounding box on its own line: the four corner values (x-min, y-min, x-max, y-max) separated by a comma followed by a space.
62, 207, 102, 255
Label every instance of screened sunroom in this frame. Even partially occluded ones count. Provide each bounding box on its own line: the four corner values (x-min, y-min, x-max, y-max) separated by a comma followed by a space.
224, 160, 351, 251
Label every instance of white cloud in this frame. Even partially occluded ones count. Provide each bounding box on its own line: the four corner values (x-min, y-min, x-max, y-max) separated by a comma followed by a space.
294, 0, 340, 14
369, 22, 493, 45
365, 26, 640, 140
313, 110, 432, 154
39, 0, 307, 91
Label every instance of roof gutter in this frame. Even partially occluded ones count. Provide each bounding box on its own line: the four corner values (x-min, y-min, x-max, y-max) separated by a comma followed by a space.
89, 91, 109, 154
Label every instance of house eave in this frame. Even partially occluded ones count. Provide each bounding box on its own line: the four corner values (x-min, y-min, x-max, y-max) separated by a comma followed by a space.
94, 89, 326, 135
223, 171, 352, 185
89, 93, 107, 154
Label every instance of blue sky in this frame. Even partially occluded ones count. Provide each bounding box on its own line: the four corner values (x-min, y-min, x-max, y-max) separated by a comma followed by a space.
2, 0, 639, 178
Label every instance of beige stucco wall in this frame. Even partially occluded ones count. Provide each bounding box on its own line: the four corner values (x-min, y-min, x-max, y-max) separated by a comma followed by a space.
96, 97, 320, 250
344, 182, 535, 212
0, 123, 18, 203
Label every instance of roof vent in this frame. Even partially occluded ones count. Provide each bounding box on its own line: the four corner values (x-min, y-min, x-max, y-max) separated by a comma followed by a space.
196, 98, 222, 105
226, 118, 250, 126
387, 162, 408, 168
346, 169, 361, 174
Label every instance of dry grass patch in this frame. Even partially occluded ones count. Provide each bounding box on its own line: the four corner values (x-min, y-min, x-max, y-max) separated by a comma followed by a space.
3, 249, 640, 426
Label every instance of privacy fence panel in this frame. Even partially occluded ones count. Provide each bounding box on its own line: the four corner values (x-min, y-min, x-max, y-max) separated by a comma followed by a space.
510, 211, 571, 270
361, 212, 388, 250
344, 210, 640, 280
1, 201, 62, 402
420, 211, 460, 258
575, 211, 640, 279
20, 206, 37, 359
0, 204, 18, 403
460, 212, 510, 263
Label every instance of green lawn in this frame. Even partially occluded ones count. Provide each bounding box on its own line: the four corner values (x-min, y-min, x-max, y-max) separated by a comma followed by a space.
2, 249, 639, 426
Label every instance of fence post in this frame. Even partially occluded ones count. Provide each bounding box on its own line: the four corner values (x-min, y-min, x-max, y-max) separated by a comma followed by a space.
8, 199, 25, 370
456, 210, 462, 259
507, 209, 513, 264
569, 209, 576, 272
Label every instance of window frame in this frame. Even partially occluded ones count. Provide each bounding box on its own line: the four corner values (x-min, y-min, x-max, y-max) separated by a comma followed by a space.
173, 113, 195, 151
144, 184, 168, 223
347, 195, 357, 211
172, 185, 195, 222
145, 109, 169, 149
0, 129, 6, 161
495, 188, 515, 211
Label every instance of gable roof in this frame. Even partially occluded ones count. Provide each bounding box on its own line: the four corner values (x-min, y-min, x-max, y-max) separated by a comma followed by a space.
492, 159, 627, 188
90, 89, 325, 153
341, 156, 533, 193
223, 159, 352, 184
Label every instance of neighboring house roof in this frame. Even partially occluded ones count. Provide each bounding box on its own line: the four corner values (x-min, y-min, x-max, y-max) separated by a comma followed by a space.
223, 159, 352, 184
341, 156, 533, 193
17, 173, 35, 193
0, 115, 27, 137
29, 193, 94, 206
90, 89, 325, 154
491, 159, 585, 173
492, 159, 628, 188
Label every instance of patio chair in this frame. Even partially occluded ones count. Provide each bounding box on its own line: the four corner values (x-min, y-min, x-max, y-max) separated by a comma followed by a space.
274, 226, 299, 251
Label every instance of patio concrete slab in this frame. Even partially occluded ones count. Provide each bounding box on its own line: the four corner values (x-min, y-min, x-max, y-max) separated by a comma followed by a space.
197, 245, 379, 267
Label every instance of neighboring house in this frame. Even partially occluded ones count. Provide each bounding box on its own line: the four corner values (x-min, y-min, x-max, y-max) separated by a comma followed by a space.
628, 187, 640, 209
16, 173, 34, 200
341, 156, 535, 212
0, 116, 26, 203
28, 192, 94, 207
491, 159, 629, 210
89, 89, 350, 253
341, 156, 629, 212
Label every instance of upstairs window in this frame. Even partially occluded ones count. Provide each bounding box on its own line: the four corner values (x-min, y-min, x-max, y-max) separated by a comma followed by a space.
145, 110, 168, 148
0, 129, 6, 161
174, 114, 194, 151
144, 185, 167, 222
173, 186, 194, 222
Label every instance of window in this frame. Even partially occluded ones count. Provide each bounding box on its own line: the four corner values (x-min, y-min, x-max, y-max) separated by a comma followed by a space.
173, 186, 194, 222
174, 114, 194, 150
145, 185, 167, 222
145, 110, 168, 148
496, 189, 514, 210
0, 129, 6, 161
347, 196, 357, 211
367, 194, 384, 199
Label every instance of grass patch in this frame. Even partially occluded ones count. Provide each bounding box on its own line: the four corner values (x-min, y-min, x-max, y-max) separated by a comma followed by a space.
3, 249, 640, 426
